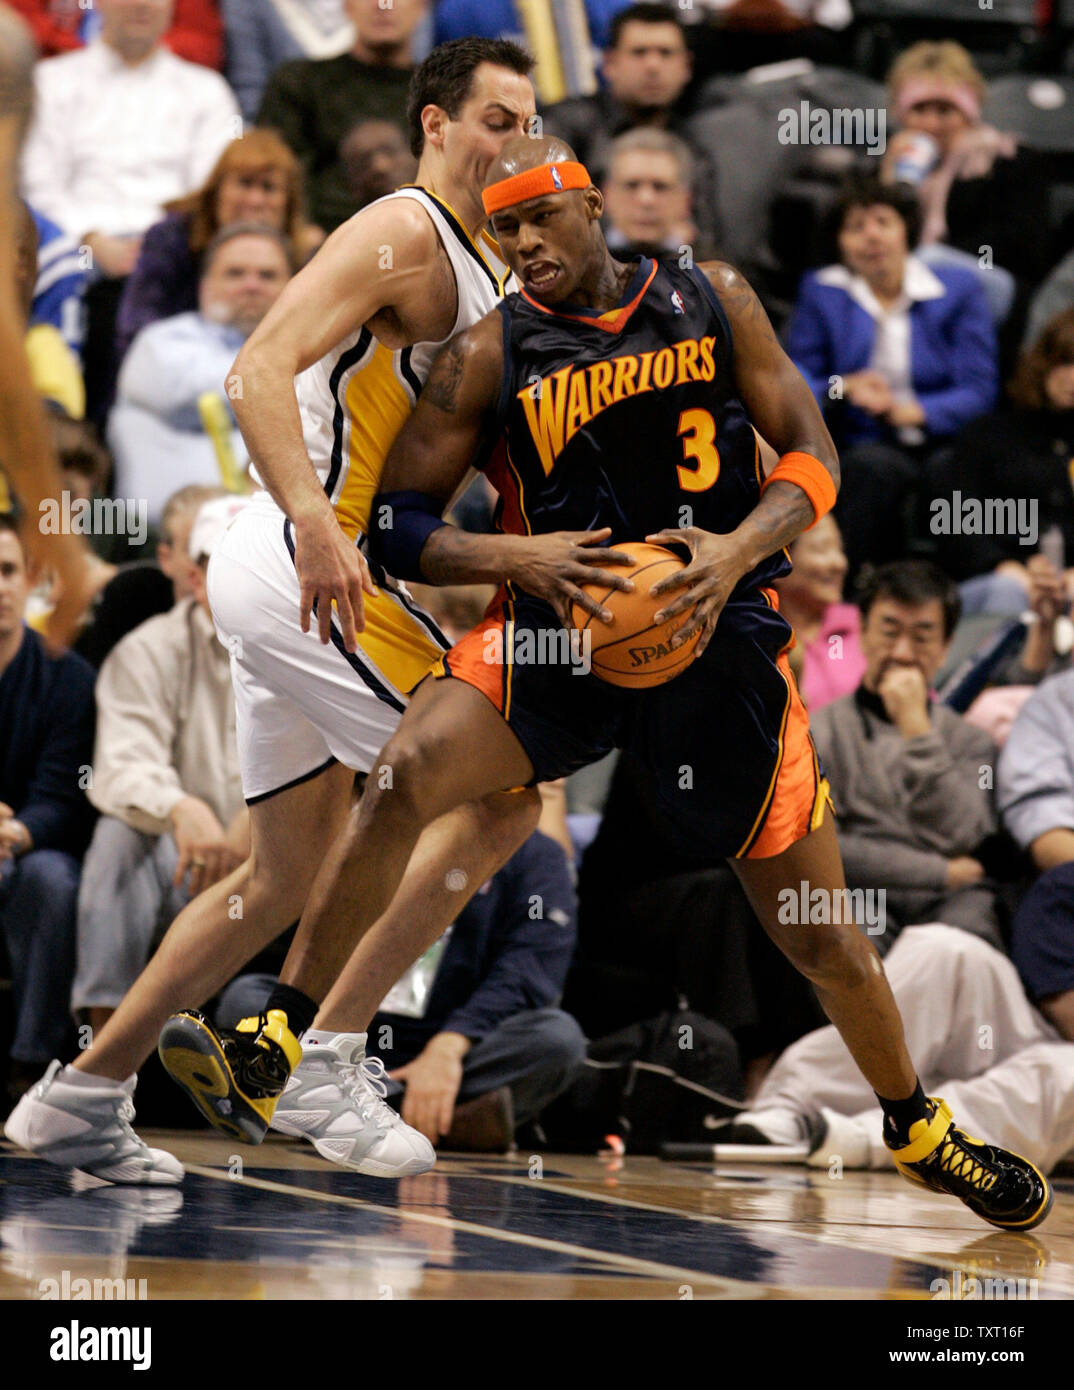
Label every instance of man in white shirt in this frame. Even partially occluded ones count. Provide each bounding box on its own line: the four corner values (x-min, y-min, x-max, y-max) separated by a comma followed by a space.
108, 225, 292, 525
20, 0, 241, 423
20, 0, 241, 276
72, 494, 250, 1034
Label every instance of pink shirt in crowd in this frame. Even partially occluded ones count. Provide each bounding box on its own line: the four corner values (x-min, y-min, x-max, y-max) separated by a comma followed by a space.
798, 603, 866, 710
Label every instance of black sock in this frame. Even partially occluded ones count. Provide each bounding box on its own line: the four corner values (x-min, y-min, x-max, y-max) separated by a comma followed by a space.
876, 1080, 931, 1147
264, 983, 318, 1039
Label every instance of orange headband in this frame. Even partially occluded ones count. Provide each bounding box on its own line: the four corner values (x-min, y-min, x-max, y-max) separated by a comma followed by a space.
761, 451, 837, 530
482, 161, 591, 216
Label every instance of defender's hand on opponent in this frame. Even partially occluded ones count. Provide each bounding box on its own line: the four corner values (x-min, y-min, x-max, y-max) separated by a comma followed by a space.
505, 526, 635, 629
293, 511, 378, 651
646, 526, 750, 656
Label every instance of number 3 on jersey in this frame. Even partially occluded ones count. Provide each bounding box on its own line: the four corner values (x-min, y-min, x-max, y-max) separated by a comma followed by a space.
676, 408, 720, 492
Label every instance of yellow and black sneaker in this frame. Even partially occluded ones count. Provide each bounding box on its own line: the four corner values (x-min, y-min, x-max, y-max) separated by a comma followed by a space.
158, 1009, 302, 1144
886, 1098, 1053, 1232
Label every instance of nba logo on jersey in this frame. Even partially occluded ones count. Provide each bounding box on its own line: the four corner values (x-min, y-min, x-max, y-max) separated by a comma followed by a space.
550, 166, 564, 190
670, 290, 685, 315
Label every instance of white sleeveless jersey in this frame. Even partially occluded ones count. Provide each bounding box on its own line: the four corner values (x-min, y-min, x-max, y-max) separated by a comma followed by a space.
285, 185, 514, 541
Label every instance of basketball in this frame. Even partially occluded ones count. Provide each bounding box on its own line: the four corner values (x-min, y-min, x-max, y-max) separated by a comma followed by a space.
571, 542, 701, 688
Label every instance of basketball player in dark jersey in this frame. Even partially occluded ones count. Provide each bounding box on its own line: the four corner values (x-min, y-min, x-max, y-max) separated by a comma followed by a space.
0, 3, 98, 645
182, 134, 1051, 1230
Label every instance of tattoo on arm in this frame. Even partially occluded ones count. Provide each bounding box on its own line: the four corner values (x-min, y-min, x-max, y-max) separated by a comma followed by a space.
737, 480, 817, 569
422, 341, 466, 414
710, 268, 780, 349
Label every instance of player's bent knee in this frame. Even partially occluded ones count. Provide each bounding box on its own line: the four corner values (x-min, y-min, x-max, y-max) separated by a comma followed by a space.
477, 787, 541, 845
789, 923, 875, 992
366, 735, 459, 825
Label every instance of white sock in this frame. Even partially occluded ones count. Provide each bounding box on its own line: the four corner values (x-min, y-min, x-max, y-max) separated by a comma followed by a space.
60, 1064, 123, 1090
302, 1029, 367, 1048
743, 1106, 805, 1145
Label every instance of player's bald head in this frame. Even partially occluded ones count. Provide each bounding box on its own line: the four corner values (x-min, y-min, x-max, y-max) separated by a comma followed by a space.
485, 134, 578, 187
482, 135, 600, 227
483, 134, 610, 304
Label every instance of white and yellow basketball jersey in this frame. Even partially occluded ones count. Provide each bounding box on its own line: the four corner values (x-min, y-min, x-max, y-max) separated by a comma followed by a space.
287, 185, 513, 544
252, 186, 512, 698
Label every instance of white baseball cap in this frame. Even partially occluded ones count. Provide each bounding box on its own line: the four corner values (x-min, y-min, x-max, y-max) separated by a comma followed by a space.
188, 494, 252, 564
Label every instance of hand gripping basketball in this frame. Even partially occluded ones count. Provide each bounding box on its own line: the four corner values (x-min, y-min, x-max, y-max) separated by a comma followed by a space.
571, 541, 703, 689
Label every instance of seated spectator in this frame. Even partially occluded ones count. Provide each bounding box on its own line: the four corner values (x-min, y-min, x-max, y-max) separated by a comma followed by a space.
881, 42, 1051, 295
28, 205, 88, 364
773, 513, 864, 710
50, 415, 112, 521
600, 128, 715, 263
709, 924, 1074, 1176
811, 560, 1006, 956
257, 0, 427, 235
0, 514, 96, 1105
14, 199, 84, 421
998, 670, 1074, 1039
217, 827, 585, 1152
221, 0, 354, 123
108, 225, 292, 526
20, 0, 241, 420
116, 129, 322, 368
339, 118, 417, 211
155, 486, 219, 601
543, 5, 720, 258
786, 176, 997, 579
72, 495, 248, 1034
933, 309, 1074, 620
9, 0, 224, 68
73, 483, 222, 669
959, 556, 1072, 720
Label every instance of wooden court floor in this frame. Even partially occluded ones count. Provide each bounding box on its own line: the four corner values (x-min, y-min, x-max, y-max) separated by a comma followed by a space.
0, 1131, 1070, 1300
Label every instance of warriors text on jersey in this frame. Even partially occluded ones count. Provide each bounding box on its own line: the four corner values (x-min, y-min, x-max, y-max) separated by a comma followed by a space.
484, 254, 789, 599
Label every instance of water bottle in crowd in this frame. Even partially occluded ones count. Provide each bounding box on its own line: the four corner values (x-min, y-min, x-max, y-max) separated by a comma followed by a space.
892, 131, 939, 185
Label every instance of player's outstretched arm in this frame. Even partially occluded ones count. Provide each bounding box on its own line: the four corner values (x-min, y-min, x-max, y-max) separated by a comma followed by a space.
648, 262, 841, 655
229, 199, 442, 647
374, 316, 635, 627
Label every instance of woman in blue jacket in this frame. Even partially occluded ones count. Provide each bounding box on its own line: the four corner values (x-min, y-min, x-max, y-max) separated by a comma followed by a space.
786, 177, 998, 578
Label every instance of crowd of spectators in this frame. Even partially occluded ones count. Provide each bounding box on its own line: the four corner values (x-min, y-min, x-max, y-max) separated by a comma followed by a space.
4, 0, 1074, 1167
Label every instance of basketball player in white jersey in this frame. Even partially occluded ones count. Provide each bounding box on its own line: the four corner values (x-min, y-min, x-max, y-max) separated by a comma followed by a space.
0, 3, 98, 644
7, 38, 543, 1184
